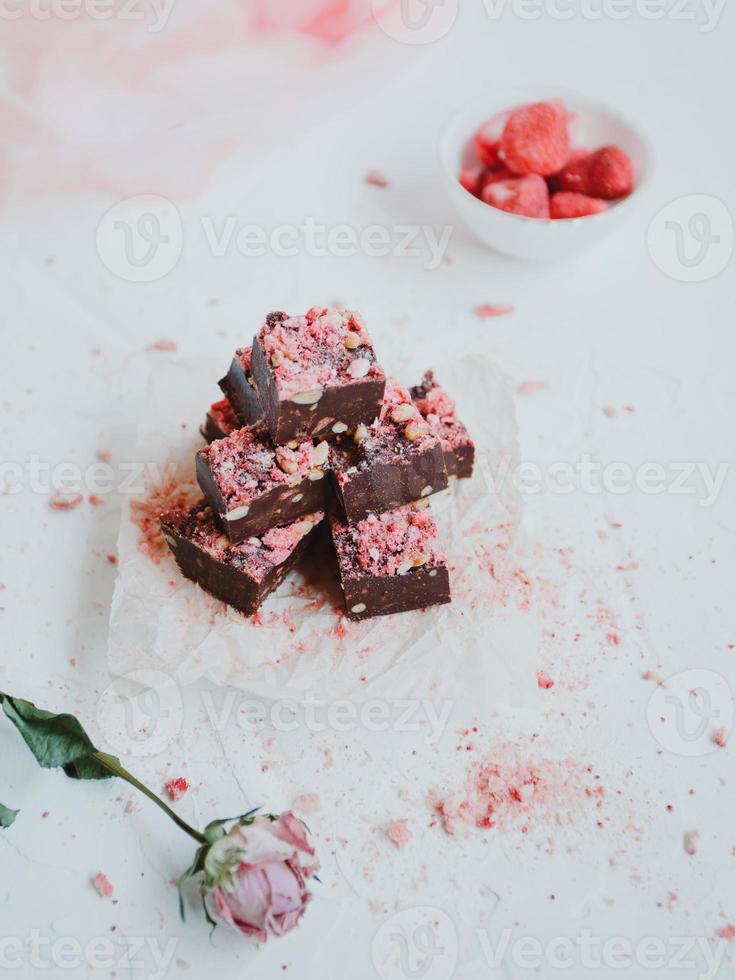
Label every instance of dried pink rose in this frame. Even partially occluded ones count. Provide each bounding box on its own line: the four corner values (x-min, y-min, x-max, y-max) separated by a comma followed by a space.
203, 812, 318, 942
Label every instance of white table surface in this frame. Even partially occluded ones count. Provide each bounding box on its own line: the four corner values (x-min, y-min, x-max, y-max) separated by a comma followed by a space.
1, 3, 734, 978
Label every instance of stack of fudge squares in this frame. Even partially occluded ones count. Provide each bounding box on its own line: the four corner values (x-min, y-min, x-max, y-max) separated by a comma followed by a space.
161, 307, 475, 621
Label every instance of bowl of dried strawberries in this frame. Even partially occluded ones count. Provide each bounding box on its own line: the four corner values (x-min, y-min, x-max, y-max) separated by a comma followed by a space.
440, 85, 653, 261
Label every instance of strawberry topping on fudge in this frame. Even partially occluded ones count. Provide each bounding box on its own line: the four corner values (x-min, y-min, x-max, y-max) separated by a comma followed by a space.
258, 308, 383, 399
162, 503, 323, 582
329, 380, 449, 522
410, 371, 475, 479
329, 501, 451, 620
251, 307, 386, 443
195, 422, 329, 542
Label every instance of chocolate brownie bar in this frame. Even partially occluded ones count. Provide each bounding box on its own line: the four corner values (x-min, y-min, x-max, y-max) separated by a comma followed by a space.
410, 371, 475, 479
251, 307, 386, 444
161, 502, 323, 615
330, 380, 449, 522
329, 500, 451, 620
201, 397, 239, 443
195, 421, 330, 543
219, 346, 264, 427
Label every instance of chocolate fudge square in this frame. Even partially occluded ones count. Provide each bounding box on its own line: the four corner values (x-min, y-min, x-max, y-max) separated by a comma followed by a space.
219, 346, 264, 427
161, 502, 323, 616
251, 307, 386, 444
411, 371, 475, 479
201, 397, 239, 443
329, 501, 451, 621
330, 380, 449, 523
196, 421, 330, 543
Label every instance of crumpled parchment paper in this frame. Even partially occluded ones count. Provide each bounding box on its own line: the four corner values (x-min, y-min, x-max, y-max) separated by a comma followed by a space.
108, 354, 528, 701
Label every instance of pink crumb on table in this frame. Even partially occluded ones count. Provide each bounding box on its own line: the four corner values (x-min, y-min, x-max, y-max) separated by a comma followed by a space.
433, 741, 604, 835
536, 670, 555, 690
713, 727, 728, 747
365, 169, 389, 187
473, 304, 514, 318
88, 494, 105, 507
92, 872, 114, 898
49, 491, 83, 511
684, 830, 699, 855
148, 338, 177, 352
716, 924, 735, 941
385, 819, 412, 848
163, 777, 189, 802
516, 380, 549, 395
293, 793, 321, 813
129, 476, 198, 564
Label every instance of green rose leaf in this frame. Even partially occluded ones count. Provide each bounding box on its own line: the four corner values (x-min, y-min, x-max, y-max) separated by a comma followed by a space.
0, 694, 119, 780
0, 803, 19, 828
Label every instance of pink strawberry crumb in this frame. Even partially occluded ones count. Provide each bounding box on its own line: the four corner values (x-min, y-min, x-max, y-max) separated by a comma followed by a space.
716, 924, 735, 941
516, 380, 549, 395
713, 727, 728, 747
92, 872, 114, 898
536, 670, 555, 690
293, 793, 321, 813
385, 819, 412, 848
49, 491, 83, 511
163, 777, 189, 802
684, 830, 699, 855
148, 338, 177, 352
474, 304, 515, 319
365, 169, 389, 188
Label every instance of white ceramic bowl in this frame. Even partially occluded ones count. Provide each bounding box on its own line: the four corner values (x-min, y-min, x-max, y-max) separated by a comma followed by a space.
439, 85, 654, 261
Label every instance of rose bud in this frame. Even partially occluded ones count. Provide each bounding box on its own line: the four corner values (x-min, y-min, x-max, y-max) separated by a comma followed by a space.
199, 811, 319, 942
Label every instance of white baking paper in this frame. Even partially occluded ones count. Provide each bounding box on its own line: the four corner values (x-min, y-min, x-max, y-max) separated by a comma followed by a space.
108, 354, 532, 702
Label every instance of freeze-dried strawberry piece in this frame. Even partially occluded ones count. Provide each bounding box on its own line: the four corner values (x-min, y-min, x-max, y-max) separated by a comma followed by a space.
547, 148, 591, 193
500, 101, 570, 176
480, 167, 515, 191
550, 192, 608, 219
459, 164, 485, 196
586, 145, 634, 199
473, 120, 502, 168
482, 174, 550, 218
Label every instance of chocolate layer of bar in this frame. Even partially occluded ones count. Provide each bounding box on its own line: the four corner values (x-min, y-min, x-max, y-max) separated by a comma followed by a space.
330, 380, 449, 522
161, 502, 323, 615
410, 371, 475, 479
219, 347, 264, 427
251, 308, 386, 444
329, 501, 450, 620
195, 421, 329, 543
201, 397, 239, 444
